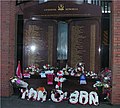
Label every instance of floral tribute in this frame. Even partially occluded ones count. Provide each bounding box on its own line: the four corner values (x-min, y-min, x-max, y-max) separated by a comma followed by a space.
51, 89, 64, 102
10, 76, 28, 88
93, 68, 112, 101
23, 64, 40, 78
62, 63, 98, 79
62, 63, 85, 76
10, 63, 114, 106
54, 70, 66, 90
26, 64, 40, 74
50, 89, 99, 106
43, 64, 55, 70
21, 87, 47, 102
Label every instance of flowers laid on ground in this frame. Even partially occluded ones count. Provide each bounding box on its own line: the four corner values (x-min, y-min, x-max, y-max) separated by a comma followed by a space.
43, 64, 53, 70
62, 63, 98, 80
93, 68, 112, 101
62, 63, 85, 77
10, 62, 112, 104
85, 71, 98, 79
10, 76, 28, 88
23, 64, 41, 78
27, 64, 40, 73
100, 67, 111, 85
23, 63, 99, 78
54, 70, 66, 90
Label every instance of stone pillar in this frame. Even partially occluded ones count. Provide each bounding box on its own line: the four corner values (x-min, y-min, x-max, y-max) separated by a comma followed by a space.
0, 1, 16, 96
111, 0, 120, 104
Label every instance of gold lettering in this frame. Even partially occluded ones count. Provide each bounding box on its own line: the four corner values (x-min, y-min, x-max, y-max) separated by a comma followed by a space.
65, 8, 78, 11
44, 9, 56, 11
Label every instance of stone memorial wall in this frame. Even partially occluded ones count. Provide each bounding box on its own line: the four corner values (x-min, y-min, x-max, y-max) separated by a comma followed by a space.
23, 20, 57, 68
23, 1, 101, 72
69, 19, 100, 72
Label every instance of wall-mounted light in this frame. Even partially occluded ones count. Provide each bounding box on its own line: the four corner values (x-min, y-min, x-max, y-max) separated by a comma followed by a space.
98, 47, 101, 53
30, 45, 36, 52
31, 17, 38, 20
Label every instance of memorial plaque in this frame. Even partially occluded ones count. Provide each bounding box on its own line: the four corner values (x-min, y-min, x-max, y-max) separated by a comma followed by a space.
23, 20, 56, 68
69, 19, 100, 72
23, 1, 102, 72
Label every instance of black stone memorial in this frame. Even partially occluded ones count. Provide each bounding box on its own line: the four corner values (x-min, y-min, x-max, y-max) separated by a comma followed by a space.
23, 1, 101, 72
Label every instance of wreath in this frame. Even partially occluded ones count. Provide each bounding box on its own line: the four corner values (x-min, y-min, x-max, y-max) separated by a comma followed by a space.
25, 64, 40, 75
69, 90, 79, 104
51, 90, 64, 102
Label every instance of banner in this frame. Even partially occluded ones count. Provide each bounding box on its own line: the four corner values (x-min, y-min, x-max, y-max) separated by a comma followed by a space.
16, 61, 22, 79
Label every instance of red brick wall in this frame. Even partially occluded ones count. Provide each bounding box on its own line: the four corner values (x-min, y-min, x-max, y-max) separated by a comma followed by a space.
0, 1, 16, 96
0, 0, 1, 97
0, 0, 37, 97
0, 0, 120, 104
111, 0, 120, 104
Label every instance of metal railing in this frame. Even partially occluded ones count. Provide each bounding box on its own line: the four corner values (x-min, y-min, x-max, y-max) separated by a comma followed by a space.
16, 0, 112, 13
83, 0, 111, 13
41, 0, 112, 13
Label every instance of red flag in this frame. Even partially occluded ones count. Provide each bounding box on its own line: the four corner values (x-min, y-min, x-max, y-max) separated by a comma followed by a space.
16, 61, 22, 79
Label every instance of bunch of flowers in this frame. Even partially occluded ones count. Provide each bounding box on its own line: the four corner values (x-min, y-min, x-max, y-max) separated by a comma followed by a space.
85, 71, 98, 79
25, 64, 40, 75
10, 76, 28, 88
43, 64, 54, 70
100, 68, 111, 84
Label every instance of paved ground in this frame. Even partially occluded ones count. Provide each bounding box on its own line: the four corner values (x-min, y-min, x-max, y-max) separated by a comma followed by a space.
1, 95, 120, 108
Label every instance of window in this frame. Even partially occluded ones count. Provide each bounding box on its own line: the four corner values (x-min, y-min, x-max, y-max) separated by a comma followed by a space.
57, 21, 68, 60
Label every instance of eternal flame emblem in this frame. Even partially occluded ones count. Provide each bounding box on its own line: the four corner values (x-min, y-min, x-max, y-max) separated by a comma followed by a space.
58, 4, 64, 11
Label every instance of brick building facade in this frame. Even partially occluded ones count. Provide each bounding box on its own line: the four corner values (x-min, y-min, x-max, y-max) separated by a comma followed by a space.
111, 0, 120, 104
0, 1, 16, 96
0, 0, 120, 104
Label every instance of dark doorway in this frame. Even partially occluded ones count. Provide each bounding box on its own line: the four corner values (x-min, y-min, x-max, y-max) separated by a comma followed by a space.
101, 13, 110, 69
